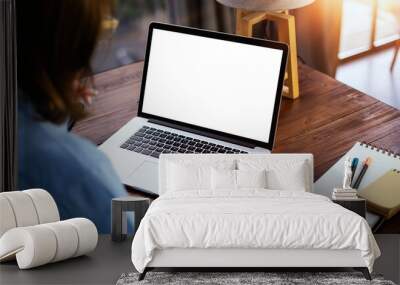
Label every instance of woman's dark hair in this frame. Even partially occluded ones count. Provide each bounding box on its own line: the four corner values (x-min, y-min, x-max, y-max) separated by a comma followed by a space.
16, 0, 113, 124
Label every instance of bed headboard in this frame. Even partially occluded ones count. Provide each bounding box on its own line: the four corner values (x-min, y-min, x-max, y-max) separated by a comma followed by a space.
159, 154, 314, 195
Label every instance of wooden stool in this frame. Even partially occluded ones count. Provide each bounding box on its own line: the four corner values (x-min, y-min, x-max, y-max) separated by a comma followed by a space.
217, 0, 314, 99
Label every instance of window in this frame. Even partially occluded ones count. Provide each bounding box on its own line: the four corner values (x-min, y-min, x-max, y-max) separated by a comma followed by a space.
91, 0, 234, 73
339, 0, 400, 60
92, 0, 168, 73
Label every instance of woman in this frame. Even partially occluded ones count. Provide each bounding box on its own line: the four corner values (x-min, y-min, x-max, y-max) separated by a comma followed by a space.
17, 0, 128, 233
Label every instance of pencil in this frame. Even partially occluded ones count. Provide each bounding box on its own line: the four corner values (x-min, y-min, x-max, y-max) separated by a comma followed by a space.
353, 157, 372, 189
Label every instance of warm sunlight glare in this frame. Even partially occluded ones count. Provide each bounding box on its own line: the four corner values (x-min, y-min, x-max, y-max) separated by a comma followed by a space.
339, 0, 400, 58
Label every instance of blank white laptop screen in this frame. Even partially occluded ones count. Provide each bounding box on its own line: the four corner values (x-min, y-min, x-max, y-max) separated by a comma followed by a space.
141, 29, 284, 144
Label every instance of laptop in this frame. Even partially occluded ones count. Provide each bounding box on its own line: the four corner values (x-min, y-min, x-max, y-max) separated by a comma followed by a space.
99, 22, 288, 195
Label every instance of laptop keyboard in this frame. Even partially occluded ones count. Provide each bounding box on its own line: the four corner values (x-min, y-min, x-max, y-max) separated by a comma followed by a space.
120, 126, 248, 158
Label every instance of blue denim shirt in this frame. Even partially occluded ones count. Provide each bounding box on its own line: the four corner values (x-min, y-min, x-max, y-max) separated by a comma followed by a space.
18, 99, 128, 233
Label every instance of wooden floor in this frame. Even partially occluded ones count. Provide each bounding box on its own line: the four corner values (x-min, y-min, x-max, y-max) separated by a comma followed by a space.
336, 47, 400, 109
72, 62, 400, 233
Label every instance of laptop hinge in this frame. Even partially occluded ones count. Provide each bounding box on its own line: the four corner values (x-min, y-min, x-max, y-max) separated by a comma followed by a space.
147, 119, 256, 149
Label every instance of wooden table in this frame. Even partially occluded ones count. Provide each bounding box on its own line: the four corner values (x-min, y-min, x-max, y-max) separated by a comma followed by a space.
72, 62, 400, 233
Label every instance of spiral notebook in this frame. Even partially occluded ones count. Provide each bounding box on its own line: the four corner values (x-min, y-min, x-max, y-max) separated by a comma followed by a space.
314, 141, 400, 228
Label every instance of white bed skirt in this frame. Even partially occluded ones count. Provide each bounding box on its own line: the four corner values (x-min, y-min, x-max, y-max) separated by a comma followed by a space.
148, 248, 366, 268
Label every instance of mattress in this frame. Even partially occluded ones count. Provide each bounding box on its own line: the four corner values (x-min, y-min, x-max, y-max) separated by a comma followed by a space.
131, 190, 380, 273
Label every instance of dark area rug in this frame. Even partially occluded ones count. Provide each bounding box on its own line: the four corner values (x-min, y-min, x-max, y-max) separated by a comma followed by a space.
116, 272, 396, 285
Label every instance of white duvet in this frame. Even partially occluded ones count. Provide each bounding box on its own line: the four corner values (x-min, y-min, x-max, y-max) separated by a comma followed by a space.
131, 190, 380, 273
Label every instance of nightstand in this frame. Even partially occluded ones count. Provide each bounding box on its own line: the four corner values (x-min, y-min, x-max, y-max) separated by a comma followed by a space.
111, 196, 151, 242
332, 198, 366, 218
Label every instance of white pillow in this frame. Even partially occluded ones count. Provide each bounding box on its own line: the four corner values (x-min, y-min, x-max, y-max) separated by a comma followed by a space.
211, 169, 268, 190
266, 168, 307, 191
211, 168, 236, 190
166, 160, 235, 192
237, 169, 268, 189
166, 163, 209, 191
237, 159, 309, 191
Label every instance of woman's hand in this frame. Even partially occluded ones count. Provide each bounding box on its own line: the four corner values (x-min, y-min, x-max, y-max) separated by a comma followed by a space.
73, 79, 98, 105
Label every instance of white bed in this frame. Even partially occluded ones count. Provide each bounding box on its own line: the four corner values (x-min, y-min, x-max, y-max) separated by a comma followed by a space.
131, 154, 380, 280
